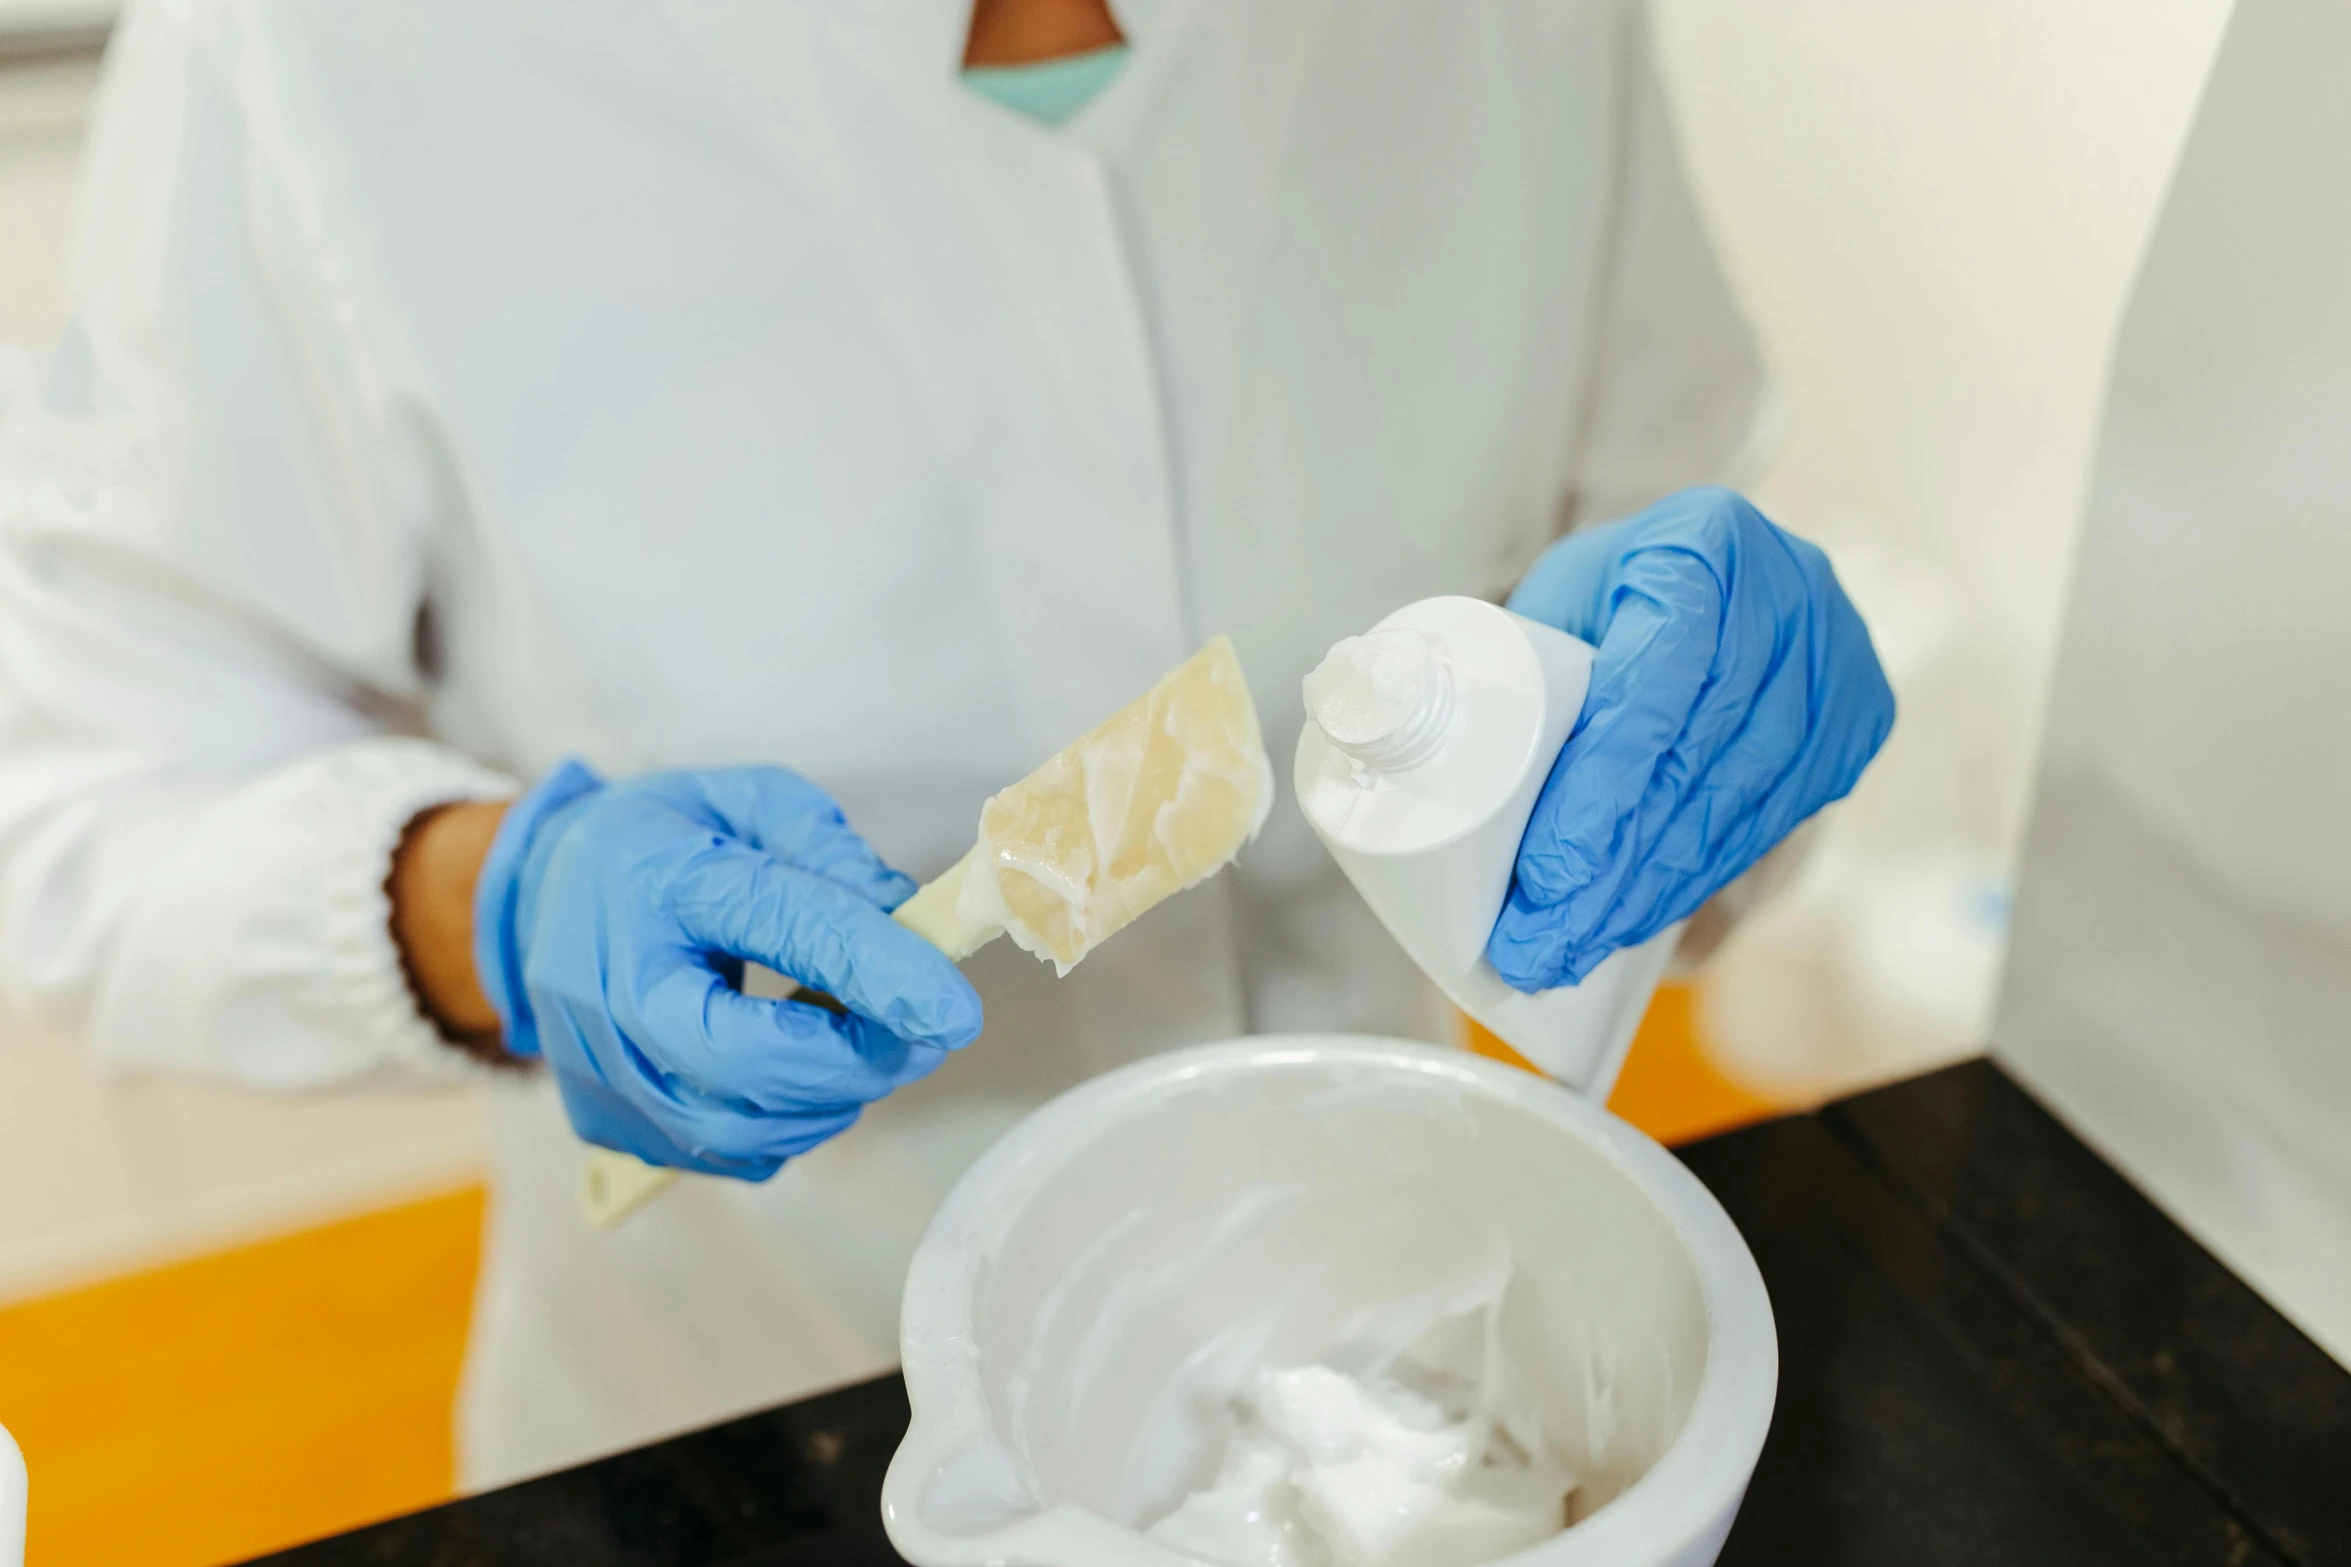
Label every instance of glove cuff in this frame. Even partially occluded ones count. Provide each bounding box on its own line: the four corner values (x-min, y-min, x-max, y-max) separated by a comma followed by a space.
473, 758, 604, 1059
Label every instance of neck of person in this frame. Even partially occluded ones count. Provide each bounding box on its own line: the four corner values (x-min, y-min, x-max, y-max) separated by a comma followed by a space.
963, 0, 1124, 67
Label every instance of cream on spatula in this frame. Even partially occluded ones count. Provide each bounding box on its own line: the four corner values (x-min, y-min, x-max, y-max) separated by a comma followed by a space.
580, 635, 1274, 1228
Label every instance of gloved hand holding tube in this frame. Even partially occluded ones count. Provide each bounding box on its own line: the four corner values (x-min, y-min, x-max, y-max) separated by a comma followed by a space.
465, 764, 985, 1179
1491, 487, 1896, 989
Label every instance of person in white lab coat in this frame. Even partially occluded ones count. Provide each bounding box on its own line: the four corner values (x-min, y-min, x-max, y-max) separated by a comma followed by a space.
0, 0, 1888, 1484
1997, 0, 2351, 1369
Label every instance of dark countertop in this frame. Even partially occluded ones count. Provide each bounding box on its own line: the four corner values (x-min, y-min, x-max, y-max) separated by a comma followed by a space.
253, 1059, 2351, 1567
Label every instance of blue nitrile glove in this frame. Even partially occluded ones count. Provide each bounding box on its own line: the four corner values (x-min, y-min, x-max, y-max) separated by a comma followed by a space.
473, 762, 984, 1178
1489, 487, 1894, 990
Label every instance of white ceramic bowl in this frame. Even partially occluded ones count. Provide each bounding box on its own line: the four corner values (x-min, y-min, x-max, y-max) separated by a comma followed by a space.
884, 1035, 1776, 1567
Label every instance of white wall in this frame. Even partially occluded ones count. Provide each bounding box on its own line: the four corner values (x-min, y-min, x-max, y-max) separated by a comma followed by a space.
0, 3, 113, 43
0, 52, 81, 346
1654, 0, 2238, 1092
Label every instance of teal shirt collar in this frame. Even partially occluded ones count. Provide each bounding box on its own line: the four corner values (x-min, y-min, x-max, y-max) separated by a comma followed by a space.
962, 43, 1131, 127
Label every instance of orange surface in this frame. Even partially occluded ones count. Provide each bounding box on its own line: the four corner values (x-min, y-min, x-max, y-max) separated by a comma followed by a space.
0, 1185, 485, 1566
1467, 980, 1785, 1146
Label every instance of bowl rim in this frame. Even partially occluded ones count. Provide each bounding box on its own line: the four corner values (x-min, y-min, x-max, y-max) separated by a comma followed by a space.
883, 1033, 1778, 1567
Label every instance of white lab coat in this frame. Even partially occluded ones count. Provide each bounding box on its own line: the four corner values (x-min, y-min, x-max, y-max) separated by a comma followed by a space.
0, 0, 1767, 1484
1997, 0, 2351, 1367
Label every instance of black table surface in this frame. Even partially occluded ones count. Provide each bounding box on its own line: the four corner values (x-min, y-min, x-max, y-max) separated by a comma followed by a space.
253, 1059, 2351, 1567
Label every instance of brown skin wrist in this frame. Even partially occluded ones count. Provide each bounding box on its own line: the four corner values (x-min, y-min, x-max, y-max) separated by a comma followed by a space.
389, 799, 511, 1051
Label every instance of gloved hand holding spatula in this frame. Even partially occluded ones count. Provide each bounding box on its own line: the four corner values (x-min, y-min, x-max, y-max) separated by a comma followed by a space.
470, 762, 986, 1191
469, 637, 1272, 1226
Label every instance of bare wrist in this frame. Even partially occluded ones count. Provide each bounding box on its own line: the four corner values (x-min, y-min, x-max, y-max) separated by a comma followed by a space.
389, 799, 511, 1052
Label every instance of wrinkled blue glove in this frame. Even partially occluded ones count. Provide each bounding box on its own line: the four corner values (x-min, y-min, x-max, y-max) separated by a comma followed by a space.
473, 762, 984, 1178
1489, 487, 1894, 991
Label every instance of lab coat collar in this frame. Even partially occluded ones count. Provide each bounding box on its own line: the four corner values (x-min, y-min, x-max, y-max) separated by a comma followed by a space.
827, 0, 970, 87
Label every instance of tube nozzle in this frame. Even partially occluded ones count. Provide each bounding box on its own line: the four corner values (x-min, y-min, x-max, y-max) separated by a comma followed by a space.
1304, 627, 1460, 774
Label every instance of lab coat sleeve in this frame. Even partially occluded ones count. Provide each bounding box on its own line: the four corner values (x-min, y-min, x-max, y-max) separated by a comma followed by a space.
0, 6, 515, 1089
1566, 3, 1778, 529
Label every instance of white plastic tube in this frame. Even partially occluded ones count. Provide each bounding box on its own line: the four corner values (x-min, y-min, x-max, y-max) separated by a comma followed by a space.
1296, 596, 1680, 1097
